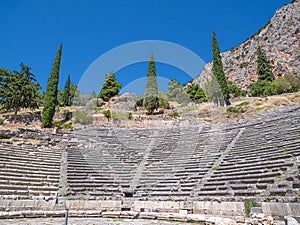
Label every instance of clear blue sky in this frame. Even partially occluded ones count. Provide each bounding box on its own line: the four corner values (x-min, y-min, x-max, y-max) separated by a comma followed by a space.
0, 0, 289, 95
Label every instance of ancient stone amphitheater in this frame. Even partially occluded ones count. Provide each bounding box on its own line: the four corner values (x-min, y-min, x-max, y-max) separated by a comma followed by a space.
0, 104, 300, 224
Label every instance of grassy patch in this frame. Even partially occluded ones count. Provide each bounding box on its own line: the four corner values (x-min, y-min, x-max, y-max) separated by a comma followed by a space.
111, 112, 133, 120
254, 102, 263, 106
167, 111, 179, 117
227, 107, 239, 113
244, 199, 260, 217
211, 166, 221, 171
111, 112, 127, 120
180, 106, 198, 114
62, 123, 73, 129
236, 101, 249, 107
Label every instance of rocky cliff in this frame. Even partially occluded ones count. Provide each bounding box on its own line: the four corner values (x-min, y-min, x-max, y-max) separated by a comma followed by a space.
193, 0, 300, 89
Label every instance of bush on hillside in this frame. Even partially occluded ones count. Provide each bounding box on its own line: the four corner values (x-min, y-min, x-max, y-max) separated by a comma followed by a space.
73, 110, 92, 125
272, 78, 291, 94
135, 97, 144, 107
227, 81, 247, 97
285, 73, 300, 92
249, 80, 277, 97
103, 110, 111, 120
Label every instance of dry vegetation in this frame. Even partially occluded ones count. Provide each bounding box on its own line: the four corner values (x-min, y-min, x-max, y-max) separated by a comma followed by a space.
0, 91, 299, 130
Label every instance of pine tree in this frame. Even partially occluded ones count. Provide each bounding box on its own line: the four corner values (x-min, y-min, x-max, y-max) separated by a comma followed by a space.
211, 31, 230, 106
62, 74, 71, 106
143, 53, 159, 114
186, 83, 208, 103
167, 78, 189, 104
256, 46, 275, 82
0, 64, 41, 115
42, 44, 62, 128
98, 71, 122, 102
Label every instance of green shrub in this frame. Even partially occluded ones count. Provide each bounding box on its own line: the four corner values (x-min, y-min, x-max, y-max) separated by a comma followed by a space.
0, 119, 3, 125
73, 110, 92, 125
103, 110, 111, 120
135, 97, 144, 107
272, 78, 291, 94
63, 110, 72, 121
244, 200, 260, 216
136, 96, 170, 109
167, 111, 179, 117
285, 73, 300, 92
127, 112, 133, 119
227, 81, 247, 97
249, 80, 277, 97
52, 120, 63, 128
227, 107, 239, 113
62, 123, 73, 129
158, 96, 170, 109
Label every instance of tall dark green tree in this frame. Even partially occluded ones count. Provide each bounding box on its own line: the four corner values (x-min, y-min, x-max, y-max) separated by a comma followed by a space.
42, 44, 62, 128
0, 64, 41, 115
210, 31, 230, 106
143, 53, 159, 114
62, 74, 71, 106
256, 46, 275, 82
98, 71, 122, 102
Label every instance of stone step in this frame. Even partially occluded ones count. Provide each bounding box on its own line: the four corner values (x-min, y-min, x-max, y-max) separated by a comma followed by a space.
0, 169, 60, 178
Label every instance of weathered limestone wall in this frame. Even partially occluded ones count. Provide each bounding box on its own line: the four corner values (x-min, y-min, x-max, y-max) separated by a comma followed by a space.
262, 203, 300, 222
0, 199, 56, 211
132, 201, 185, 213
132, 201, 245, 216
66, 200, 121, 211
193, 202, 245, 216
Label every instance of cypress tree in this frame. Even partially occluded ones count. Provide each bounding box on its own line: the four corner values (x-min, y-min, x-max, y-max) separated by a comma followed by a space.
42, 44, 62, 128
256, 46, 275, 82
143, 53, 159, 114
211, 31, 230, 106
62, 74, 71, 106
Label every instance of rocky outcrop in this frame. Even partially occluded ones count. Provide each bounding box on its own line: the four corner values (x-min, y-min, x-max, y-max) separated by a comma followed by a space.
107, 93, 137, 112
193, 0, 300, 89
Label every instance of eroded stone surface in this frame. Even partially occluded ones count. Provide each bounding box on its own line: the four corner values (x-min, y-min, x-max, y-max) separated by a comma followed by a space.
193, 1, 300, 89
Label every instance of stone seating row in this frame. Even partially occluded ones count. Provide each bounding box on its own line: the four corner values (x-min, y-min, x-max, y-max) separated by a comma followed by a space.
0, 145, 61, 199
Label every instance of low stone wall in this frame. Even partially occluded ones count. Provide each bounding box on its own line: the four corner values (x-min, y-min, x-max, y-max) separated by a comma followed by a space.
131, 201, 245, 216
0, 199, 56, 211
1, 200, 300, 223
132, 201, 185, 213
193, 201, 245, 216
66, 200, 121, 211
262, 202, 300, 222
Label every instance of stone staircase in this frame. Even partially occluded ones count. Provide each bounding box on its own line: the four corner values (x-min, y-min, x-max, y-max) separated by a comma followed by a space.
0, 103, 299, 216
0, 144, 61, 200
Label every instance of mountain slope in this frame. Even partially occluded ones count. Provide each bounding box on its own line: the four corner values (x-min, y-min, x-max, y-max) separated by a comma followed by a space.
193, 0, 300, 89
